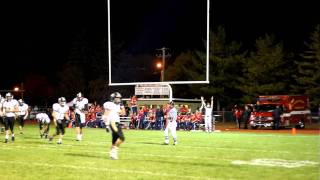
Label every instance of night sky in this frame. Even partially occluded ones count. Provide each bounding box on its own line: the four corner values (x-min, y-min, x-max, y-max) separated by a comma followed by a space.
1, 0, 319, 91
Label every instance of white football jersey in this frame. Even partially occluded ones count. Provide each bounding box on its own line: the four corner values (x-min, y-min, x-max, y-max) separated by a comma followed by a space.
36, 113, 50, 124
103, 101, 121, 123
72, 97, 88, 114
205, 107, 213, 117
53, 103, 69, 120
168, 107, 178, 121
17, 103, 29, 116
3, 99, 18, 117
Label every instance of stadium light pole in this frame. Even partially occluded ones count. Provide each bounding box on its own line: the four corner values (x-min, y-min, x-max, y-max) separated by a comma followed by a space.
13, 82, 24, 100
155, 62, 163, 82
156, 47, 170, 82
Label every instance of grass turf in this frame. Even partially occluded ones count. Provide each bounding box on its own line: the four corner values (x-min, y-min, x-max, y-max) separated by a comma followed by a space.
0, 125, 319, 180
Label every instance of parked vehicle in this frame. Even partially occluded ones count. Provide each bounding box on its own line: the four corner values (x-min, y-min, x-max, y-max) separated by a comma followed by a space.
249, 95, 311, 129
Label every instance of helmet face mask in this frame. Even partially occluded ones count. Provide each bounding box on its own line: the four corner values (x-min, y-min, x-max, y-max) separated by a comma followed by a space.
5, 93, 13, 101
58, 97, 66, 106
114, 97, 121, 104
110, 92, 122, 104
18, 99, 24, 105
77, 92, 83, 100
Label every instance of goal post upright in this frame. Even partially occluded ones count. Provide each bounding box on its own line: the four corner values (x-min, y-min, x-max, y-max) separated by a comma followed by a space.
107, 0, 210, 89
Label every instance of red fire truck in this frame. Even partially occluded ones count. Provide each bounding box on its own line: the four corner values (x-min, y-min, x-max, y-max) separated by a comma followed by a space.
249, 95, 311, 129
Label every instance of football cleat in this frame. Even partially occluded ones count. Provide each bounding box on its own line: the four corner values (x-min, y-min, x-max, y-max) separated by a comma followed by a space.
110, 156, 118, 160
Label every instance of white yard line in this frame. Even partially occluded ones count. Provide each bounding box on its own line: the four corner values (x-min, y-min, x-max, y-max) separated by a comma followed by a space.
0, 160, 215, 180
232, 159, 319, 168
1, 144, 318, 163
2, 140, 319, 156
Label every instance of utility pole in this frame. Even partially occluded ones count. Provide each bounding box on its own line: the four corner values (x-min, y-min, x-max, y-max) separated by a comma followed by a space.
21, 82, 24, 100
156, 47, 170, 82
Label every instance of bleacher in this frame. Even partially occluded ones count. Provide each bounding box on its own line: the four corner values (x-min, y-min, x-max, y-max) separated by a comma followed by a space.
120, 116, 131, 129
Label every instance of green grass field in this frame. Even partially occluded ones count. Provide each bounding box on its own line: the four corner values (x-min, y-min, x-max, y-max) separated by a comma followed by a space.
0, 125, 319, 180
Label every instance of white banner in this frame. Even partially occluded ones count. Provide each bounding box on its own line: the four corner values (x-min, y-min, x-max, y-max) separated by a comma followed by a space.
135, 85, 170, 95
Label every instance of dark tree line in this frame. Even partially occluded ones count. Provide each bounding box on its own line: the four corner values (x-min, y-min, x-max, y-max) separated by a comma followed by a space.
166, 25, 320, 110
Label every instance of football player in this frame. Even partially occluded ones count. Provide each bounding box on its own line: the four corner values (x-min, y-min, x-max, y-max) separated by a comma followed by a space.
103, 92, 125, 160
0, 94, 5, 133
36, 112, 51, 139
200, 96, 214, 133
2, 93, 19, 143
164, 101, 178, 145
49, 97, 70, 144
71, 92, 88, 141
17, 99, 29, 134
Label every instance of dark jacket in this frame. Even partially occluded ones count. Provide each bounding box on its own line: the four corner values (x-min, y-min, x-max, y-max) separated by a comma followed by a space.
273, 107, 282, 119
